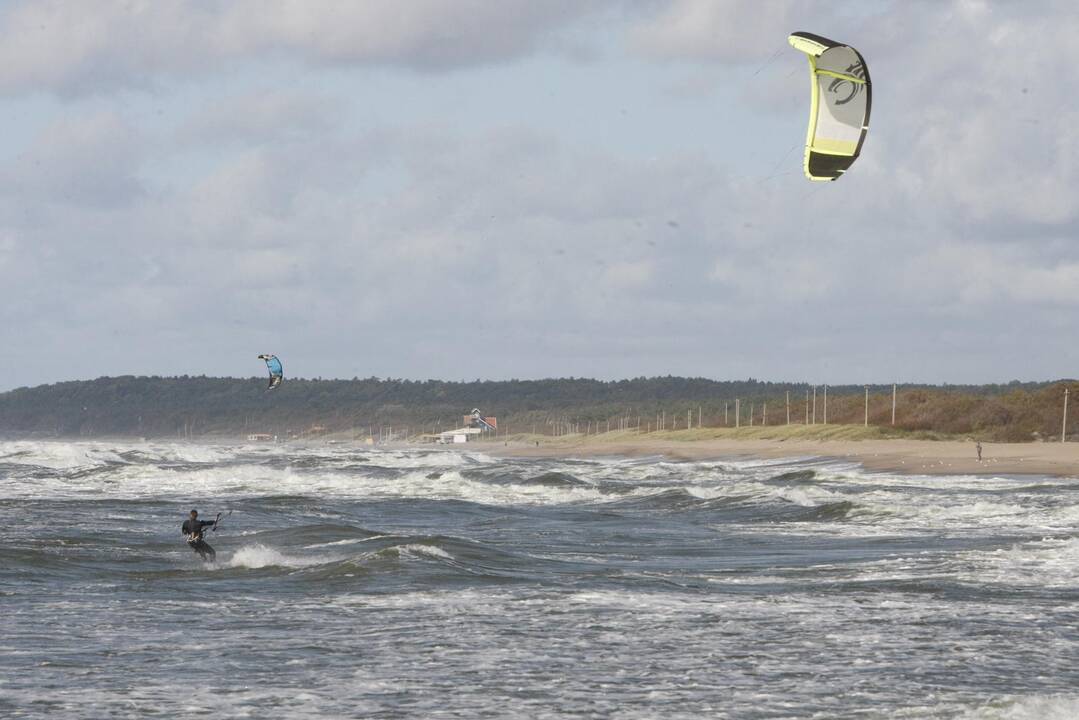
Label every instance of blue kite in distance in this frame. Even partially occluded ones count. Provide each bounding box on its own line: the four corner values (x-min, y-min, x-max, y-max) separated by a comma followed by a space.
257, 354, 283, 390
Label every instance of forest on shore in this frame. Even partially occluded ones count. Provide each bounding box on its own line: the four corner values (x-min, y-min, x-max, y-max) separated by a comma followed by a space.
0, 375, 1075, 442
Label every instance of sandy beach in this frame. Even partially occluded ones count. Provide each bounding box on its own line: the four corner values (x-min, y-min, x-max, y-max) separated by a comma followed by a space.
489, 431, 1079, 477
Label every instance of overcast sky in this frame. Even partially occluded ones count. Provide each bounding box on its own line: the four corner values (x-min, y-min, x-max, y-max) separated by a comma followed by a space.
1, 0, 1076, 390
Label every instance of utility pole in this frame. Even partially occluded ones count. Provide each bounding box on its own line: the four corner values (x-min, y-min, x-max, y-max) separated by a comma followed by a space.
763, 402, 767, 426
698, 406, 702, 428
823, 386, 828, 424
812, 387, 817, 425
1064, 388, 1070, 443
864, 386, 869, 427
749, 403, 754, 427
687, 409, 692, 430
892, 384, 897, 426
724, 402, 729, 426
805, 390, 809, 424
786, 391, 790, 425
735, 399, 741, 428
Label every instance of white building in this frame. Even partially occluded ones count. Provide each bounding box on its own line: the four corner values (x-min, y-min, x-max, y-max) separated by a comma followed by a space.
437, 427, 482, 444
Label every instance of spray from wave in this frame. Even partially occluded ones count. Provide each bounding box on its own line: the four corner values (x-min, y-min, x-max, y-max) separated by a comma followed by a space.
225, 544, 318, 569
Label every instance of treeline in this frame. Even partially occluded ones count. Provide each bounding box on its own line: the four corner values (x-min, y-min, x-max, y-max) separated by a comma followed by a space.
0, 375, 1074, 442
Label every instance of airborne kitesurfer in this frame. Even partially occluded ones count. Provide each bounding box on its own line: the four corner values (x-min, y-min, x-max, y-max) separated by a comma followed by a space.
182, 509, 218, 562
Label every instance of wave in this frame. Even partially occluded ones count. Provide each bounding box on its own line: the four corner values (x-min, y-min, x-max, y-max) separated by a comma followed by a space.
509, 471, 595, 489
202, 530, 538, 582
951, 536, 1079, 590
788, 500, 855, 522
762, 469, 818, 485
226, 544, 318, 569
5, 441, 1076, 537
600, 485, 859, 525
958, 694, 1079, 719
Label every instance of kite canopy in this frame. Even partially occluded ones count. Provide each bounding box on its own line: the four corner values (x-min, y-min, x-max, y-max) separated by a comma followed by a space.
257, 354, 283, 390
788, 32, 871, 181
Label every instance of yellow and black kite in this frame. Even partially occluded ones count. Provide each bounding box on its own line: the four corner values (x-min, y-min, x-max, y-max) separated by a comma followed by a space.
789, 32, 871, 181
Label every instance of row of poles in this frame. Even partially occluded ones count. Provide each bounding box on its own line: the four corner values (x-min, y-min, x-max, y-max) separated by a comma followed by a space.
515, 385, 1074, 442
344, 387, 1074, 443
540, 384, 900, 436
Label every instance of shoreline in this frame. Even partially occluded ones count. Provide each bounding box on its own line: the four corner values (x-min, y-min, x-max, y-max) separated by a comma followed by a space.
486, 436, 1079, 477
4, 433, 1078, 478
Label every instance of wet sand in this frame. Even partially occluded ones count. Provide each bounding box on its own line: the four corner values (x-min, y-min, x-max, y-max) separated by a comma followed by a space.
490, 436, 1079, 477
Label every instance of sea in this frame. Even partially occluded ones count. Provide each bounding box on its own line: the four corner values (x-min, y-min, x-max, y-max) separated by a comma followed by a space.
2, 440, 1078, 719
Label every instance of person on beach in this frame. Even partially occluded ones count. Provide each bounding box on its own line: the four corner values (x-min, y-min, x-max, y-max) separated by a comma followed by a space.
182, 509, 218, 562
976, 442, 983, 461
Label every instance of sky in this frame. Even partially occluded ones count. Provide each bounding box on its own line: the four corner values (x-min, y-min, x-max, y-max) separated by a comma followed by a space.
1, 0, 1077, 390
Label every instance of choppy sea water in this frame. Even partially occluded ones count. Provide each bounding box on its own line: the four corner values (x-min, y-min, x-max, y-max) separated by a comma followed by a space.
2, 441, 1079, 719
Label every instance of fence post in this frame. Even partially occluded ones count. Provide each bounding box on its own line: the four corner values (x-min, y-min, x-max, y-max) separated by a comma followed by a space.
1064, 388, 1070, 443
892, 384, 897, 426
735, 399, 741, 428
864, 386, 869, 427
786, 391, 791, 425
823, 385, 828, 424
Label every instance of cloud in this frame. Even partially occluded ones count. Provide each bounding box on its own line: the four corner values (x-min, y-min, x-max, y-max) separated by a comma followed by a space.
0, 110, 144, 207
177, 88, 344, 148
0, 0, 617, 96
1, 1, 1079, 388
629, 0, 837, 63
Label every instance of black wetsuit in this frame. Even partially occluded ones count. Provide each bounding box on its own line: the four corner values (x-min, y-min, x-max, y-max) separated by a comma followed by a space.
182, 518, 217, 561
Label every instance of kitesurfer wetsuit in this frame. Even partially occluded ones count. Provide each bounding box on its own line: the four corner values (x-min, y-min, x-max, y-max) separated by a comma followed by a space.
182, 513, 217, 562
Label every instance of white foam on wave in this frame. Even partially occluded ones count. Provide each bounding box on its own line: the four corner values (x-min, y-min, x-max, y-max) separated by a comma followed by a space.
6, 441, 1078, 542
398, 544, 453, 561
958, 695, 1079, 719
0, 440, 125, 469
745, 465, 1079, 535
804, 534, 1079, 591
225, 544, 319, 569
771, 484, 841, 507
224, 540, 454, 570
0, 439, 246, 470
956, 537, 1079, 589
148, 443, 234, 464
306, 535, 394, 549
327, 467, 613, 506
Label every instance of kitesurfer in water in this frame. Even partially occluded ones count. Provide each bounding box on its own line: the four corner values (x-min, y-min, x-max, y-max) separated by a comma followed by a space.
182, 509, 218, 562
